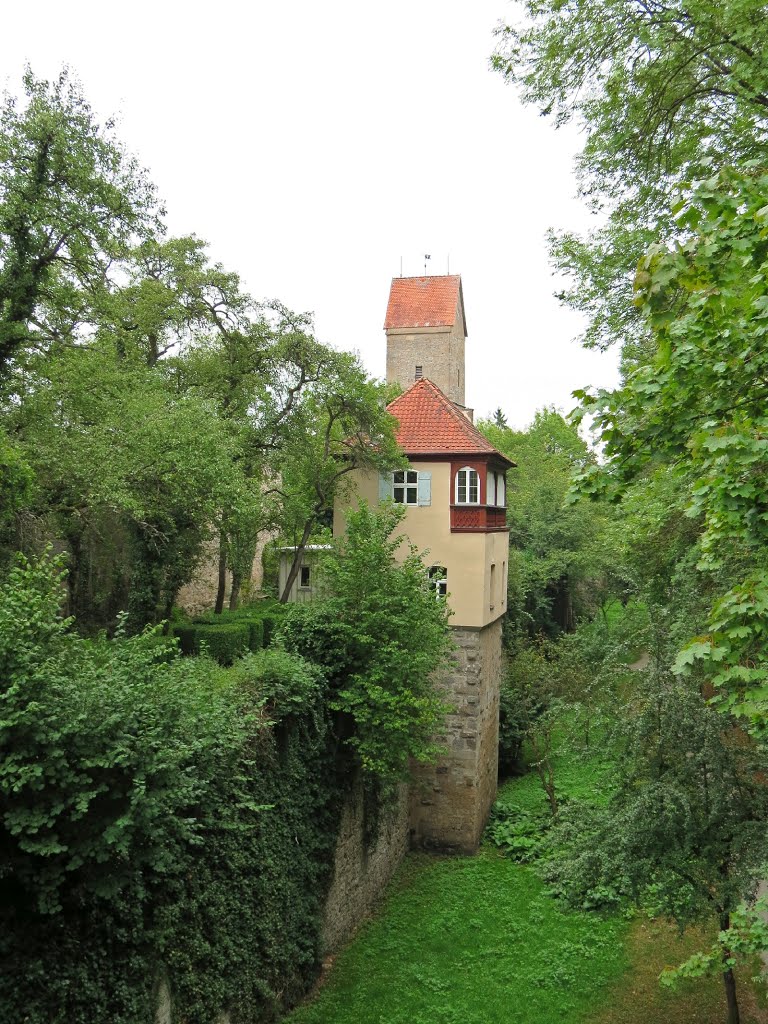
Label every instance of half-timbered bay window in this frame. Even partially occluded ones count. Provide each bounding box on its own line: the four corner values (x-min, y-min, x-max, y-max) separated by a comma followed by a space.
455, 466, 480, 504
488, 471, 507, 508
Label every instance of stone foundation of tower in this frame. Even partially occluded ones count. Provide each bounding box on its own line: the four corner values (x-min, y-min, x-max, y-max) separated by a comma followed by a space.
409, 619, 502, 853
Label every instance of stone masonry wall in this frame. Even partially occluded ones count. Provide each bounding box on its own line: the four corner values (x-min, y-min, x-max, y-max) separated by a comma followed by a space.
409, 619, 502, 853
176, 533, 273, 617
321, 777, 410, 954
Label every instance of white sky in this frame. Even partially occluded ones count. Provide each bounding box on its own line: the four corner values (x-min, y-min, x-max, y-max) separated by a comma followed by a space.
1, 0, 620, 429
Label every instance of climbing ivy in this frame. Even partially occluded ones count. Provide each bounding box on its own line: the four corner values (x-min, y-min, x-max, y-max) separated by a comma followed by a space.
0, 553, 341, 1023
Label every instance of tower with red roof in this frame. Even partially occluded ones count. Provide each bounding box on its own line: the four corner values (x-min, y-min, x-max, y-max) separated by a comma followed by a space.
333, 275, 512, 852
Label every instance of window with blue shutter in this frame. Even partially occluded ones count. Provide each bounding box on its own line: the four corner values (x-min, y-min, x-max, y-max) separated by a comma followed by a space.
379, 469, 431, 506
417, 472, 431, 506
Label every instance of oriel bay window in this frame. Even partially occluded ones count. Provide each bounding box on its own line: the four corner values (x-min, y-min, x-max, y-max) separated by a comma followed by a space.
450, 462, 509, 532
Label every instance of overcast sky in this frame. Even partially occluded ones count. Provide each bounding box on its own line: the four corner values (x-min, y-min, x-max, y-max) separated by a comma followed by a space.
2, 0, 620, 428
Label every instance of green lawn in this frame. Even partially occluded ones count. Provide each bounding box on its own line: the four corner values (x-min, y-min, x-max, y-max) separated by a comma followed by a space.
289, 850, 627, 1024
287, 736, 768, 1024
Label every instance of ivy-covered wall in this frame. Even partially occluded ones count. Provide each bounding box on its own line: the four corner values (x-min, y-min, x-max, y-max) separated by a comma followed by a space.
0, 560, 345, 1024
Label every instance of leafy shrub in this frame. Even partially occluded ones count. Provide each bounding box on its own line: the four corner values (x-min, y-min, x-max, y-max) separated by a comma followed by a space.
232, 648, 325, 722
280, 503, 452, 781
0, 554, 342, 1023
194, 622, 249, 664
485, 802, 551, 863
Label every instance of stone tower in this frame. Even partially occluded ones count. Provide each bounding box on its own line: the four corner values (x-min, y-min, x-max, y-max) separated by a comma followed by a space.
333, 275, 511, 853
385, 275, 467, 408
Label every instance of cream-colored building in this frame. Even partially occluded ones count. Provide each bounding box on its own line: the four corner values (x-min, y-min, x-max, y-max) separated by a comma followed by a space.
333, 275, 513, 852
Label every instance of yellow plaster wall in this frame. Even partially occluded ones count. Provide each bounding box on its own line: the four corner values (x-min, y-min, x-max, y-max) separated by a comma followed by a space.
333, 464, 509, 630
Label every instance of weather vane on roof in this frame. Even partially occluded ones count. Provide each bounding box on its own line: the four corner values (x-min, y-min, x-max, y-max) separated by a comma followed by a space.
424, 254, 431, 275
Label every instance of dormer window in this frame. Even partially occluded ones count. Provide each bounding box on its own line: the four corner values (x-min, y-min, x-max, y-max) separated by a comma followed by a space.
455, 467, 480, 504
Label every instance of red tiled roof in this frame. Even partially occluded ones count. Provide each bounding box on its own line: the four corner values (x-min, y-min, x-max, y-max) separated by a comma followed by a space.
388, 378, 514, 464
384, 275, 467, 333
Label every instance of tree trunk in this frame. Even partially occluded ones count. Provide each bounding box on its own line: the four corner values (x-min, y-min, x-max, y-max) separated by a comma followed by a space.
280, 519, 314, 604
229, 569, 242, 611
723, 967, 739, 1024
721, 913, 740, 1024
214, 532, 227, 614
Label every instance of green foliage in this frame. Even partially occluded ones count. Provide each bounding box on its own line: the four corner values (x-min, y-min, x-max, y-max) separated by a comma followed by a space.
306, 501, 453, 781
194, 622, 249, 665
485, 802, 552, 863
0, 67, 159, 373
493, 0, 768, 353
545, 668, 768, 1013
0, 552, 343, 1023
478, 410, 617, 638
661, 897, 768, 988
674, 572, 768, 727
232, 648, 325, 723
575, 167, 768, 724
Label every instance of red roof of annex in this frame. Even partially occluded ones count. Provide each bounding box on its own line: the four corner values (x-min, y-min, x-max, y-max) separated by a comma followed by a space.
387, 379, 514, 465
384, 275, 467, 333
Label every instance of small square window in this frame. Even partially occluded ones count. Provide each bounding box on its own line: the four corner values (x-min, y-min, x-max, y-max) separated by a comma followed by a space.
428, 565, 447, 599
299, 566, 311, 588
393, 469, 418, 504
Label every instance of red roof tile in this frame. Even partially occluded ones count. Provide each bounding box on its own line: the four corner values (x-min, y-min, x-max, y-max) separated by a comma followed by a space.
384, 275, 467, 333
388, 379, 514, 464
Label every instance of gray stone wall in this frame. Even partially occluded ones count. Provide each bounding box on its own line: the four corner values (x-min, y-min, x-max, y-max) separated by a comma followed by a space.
386, 322, 466, 406
409, 619, 502, 853
176, 532, 273, 616
321, 778, 410, 953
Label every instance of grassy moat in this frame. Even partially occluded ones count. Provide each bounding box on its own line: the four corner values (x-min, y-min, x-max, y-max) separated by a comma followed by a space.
288, 742, 768, 1024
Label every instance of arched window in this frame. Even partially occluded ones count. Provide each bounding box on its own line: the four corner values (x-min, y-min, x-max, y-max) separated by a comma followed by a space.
455, 466, 480, 504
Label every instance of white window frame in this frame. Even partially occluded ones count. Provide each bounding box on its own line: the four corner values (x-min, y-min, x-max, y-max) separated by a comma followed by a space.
496, 473, 506, 508
393, 469, 419, 504
455, 466, 480, 505
428, 565, 448, 600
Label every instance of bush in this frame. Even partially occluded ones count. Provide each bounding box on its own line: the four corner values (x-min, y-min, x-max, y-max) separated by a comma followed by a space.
173, 624, 197, 655
245, 617, 265, 652
194, 622, 249, 665
285, 503, 453, 781
232, 648, 326, 722
0, 553, 343, 1023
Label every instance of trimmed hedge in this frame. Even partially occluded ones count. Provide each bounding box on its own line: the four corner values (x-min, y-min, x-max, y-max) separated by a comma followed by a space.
194, 623, 249, 666
172, 603, 288, 664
